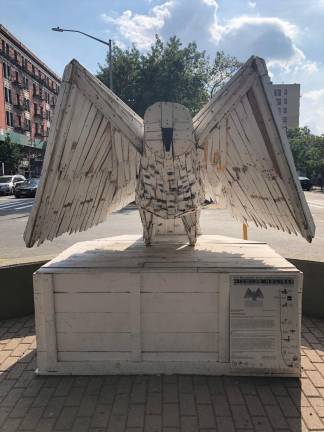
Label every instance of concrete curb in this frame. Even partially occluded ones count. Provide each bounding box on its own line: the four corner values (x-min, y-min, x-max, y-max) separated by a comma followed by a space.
0, 256, 323, 320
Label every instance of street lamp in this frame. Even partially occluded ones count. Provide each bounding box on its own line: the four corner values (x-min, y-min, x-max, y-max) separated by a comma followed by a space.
51, 26, 113, 91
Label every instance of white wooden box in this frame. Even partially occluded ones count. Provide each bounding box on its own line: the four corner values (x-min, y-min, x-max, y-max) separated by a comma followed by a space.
33, 235, 302, 376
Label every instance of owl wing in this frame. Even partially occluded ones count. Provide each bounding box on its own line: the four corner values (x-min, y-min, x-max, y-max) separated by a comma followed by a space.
194, 56, 315, 242
24, 59, 143, 247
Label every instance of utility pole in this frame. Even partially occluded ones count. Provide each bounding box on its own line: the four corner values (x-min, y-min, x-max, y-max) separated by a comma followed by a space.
52, 27, 113, 91
108, 39, 113, 92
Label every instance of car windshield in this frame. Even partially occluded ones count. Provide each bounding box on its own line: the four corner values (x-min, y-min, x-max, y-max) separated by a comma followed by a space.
0, 176, 13, 183
22, 178, 39, 186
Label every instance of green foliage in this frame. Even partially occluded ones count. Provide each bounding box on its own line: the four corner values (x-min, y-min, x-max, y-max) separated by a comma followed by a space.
97, 36, 242, 117
287, 127, 324, 180
0, 133, 21, 174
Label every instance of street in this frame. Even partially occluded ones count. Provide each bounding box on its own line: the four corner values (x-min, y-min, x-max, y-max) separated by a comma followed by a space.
1, 191, 324, 264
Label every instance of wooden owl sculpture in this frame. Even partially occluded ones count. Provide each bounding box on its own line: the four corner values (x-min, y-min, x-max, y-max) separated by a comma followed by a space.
24, 56, 315, 248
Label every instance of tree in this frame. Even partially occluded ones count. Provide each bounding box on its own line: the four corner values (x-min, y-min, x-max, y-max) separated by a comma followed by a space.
287, 127, 324, 181
0, 133, 21, 174
97, 36, 242, 117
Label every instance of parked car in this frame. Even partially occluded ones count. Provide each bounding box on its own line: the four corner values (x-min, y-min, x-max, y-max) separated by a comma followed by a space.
299, 176, 312, 191
0, 175, 26, 195
14, 178, 40, 198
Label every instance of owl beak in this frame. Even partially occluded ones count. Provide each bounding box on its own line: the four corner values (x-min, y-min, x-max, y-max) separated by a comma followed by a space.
162, 128, 173, 152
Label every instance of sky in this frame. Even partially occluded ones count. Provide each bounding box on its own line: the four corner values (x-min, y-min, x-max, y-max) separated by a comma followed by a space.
1, 0, 323, 134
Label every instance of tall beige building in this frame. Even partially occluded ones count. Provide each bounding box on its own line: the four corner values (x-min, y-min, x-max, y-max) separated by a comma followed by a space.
272, 83, 300, 129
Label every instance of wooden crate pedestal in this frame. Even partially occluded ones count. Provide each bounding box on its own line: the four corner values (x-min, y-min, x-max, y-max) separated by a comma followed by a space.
33, 235, 302, 376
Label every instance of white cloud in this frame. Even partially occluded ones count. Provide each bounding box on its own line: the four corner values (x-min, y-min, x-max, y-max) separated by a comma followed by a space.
301, 89, 324, 135
101, 2, 174, 49
210, 15, 304, 68
248, 1, 256, 8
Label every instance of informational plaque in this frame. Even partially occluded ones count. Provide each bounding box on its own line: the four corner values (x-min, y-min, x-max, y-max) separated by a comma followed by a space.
230, 276, 299, 370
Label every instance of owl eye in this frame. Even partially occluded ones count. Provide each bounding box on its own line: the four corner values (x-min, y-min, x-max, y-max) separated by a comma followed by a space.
162, 128, 173, 152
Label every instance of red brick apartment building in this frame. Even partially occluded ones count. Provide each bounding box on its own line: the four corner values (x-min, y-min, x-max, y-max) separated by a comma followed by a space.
0, 24, 61, 175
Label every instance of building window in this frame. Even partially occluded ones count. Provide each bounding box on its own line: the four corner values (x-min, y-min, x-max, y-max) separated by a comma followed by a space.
284, 89, 287, 95
23, 76, 29, 89
283, 117, 287, 123
6, 111, 14, 127
274, 89, 281, 96
284, 98, 287, 104
3, 63, 10, 79
26, 119, 31, 131
278, 107, 281, 114
4, 87, 12, 104
46, 110, 51, 121
276, 98, 281, 105
283, 107, 287, 114
24, 98, 30, 111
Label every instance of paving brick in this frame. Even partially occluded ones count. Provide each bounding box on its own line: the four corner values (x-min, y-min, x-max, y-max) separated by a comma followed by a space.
212, 393, 231, 417
127, 404, 145, 428
309, 396, 324, 417
252, 416, 273, 432
277, 395, 300, 417
180, 415, 198, 432
231, 404, 253, 429
216, 416, 235, 432
90, 404, 111, 429
197, 404, 216, 429
107, 414, 127, 432
301, 377, 321, 397
149, 376, 162, 393
0, 388, 24, 407
55, 406, 78, 430
256, 385, 277, 405
0, 406, 11, 427
147, 392, 162, 414
270, 382, 288, 396
117, 376, 132, 394
22, 379, 44, 398
131, 382, 146, 403
264, 404, 289, 429
307, 370, 324, 388
302, 406, 324, 430
225, 383, 245, 405
178, 376, 193, 394
0, 357, 18, 372
302, 355, 317, 371
304, 348, 323, 363
97, 385, 116, 405
111, 393, 129, 416
72, 416, 92, 432
54, 377, 74, 397
245, 395, 265, 416
1, 417, 21, 431
14, 370, 34, 389
42, 396, 65, 418
194, 384, 211, 404
78, 394, 98, 417
19, 406, 44, 430
163, 403, 179, 427
145, 414, 162, 432
65, 386, 86, 406
179, 392, 196, 416
32, 387, 56, 408
163, 384, 178, 403
9, 397, 33, 418
35, 418, 55, 432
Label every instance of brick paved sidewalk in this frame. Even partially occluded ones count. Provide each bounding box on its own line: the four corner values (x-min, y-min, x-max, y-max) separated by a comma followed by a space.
0, 315, 324, 431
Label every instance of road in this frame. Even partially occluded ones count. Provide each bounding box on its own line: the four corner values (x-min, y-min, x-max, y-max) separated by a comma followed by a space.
1, 191, 324, 264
